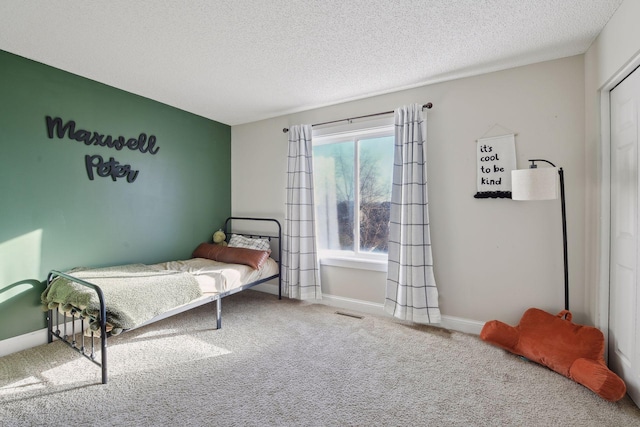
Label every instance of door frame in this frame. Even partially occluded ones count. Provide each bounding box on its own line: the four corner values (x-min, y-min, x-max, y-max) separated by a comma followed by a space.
597, 52, 640, 356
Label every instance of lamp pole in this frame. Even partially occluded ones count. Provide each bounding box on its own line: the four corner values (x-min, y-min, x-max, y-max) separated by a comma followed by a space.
528, 159, 568, 310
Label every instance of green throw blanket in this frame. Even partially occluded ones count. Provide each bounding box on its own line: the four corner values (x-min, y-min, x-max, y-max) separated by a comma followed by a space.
42, 263, 202, 335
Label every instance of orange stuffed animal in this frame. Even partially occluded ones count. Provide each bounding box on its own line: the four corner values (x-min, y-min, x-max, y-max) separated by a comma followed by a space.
480, 308, 626, 401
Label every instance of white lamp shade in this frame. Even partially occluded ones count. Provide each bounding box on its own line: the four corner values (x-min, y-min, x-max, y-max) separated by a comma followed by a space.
511, 167, 559, 200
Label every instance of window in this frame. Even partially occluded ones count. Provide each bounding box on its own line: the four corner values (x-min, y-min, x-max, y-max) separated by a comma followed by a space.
313, 121, 394, 263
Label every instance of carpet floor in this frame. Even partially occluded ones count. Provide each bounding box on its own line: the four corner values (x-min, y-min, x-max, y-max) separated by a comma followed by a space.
1, 290, 639, 426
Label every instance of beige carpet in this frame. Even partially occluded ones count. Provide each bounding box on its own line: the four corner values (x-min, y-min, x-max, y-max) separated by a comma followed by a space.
1, 290, 639, 426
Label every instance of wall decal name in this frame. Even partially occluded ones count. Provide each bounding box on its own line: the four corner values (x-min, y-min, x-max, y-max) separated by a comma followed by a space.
45, 116, 160, 155
85, 155, 139, 183
45, 116, 159, 183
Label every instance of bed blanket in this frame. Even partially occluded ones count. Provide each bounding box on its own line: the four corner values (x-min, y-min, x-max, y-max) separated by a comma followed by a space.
42, 263, 202, 334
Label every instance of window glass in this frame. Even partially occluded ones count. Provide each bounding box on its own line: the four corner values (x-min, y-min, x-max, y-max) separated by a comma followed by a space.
313, 126, 393, 259
314, 140, 355, 251
358, 136, 393, 254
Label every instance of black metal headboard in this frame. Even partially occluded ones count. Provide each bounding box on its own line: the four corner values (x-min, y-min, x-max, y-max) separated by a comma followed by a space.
222, 217, 282, 297
222, 217, 281, 248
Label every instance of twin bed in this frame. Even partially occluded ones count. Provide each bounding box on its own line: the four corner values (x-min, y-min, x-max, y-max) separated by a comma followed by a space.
42, 217, 282, 384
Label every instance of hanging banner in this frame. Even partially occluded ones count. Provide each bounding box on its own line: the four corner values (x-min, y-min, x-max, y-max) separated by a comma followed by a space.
474, 134, 516, 199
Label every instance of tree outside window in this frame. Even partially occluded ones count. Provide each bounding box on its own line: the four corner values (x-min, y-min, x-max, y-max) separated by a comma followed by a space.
313, 128, 393, 259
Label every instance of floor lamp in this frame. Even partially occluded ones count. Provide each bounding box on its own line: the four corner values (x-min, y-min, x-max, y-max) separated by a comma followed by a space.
511, 159, 568, 311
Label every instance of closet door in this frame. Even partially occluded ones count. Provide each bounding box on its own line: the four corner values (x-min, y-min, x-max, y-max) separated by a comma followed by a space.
610, 65, 640, 406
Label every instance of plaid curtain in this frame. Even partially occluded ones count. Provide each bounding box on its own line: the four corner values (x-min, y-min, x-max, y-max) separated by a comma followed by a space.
282, 124, 321, 300
384, 104, 440, 323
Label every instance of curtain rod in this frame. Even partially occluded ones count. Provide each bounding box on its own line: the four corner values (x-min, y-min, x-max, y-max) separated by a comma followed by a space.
282, 102, 433, 133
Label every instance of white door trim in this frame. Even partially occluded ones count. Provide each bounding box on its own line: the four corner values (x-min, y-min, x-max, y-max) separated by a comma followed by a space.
598, 53, 640, 354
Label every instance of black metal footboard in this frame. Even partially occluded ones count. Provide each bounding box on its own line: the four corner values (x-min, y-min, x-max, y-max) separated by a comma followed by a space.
46, 270, 109, 384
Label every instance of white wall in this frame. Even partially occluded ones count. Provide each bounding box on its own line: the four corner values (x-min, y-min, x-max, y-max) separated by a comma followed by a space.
232, 55, 585, 328
584, 0, 640, 328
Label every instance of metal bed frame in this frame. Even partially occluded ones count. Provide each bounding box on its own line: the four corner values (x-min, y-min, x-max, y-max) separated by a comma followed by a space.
46, 217, 282, 384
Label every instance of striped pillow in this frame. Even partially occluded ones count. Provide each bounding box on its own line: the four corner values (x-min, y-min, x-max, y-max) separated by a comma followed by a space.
228, 234, 271, 251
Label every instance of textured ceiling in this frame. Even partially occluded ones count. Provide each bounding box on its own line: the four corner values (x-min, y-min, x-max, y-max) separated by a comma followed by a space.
0, 1, 624, 125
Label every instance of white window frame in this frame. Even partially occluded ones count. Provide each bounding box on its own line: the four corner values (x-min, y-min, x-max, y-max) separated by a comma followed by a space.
313, 117, 394, 271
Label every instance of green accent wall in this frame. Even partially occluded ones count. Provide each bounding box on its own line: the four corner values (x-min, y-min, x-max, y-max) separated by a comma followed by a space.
0, 50, 231, 341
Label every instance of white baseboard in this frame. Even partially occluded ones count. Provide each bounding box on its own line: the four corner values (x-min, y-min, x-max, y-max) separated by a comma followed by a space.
249, 283, 486, 335
0, 317, 87, 358
318, 293, 485, 335
319, 293, 386, 316
439, 314, 485, 335
0, 328, 49, 357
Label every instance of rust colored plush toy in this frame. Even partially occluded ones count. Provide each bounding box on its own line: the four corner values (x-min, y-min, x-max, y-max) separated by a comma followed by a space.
480, 308, 626, 401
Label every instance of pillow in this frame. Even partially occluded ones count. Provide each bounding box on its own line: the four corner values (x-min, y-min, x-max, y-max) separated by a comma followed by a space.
228, 234, 271, 251
481, 308, 626, 401
192, 243, 271, 269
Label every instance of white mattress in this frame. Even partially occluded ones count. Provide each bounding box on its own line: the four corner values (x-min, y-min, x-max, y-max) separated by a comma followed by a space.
149, 257, 279, 295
